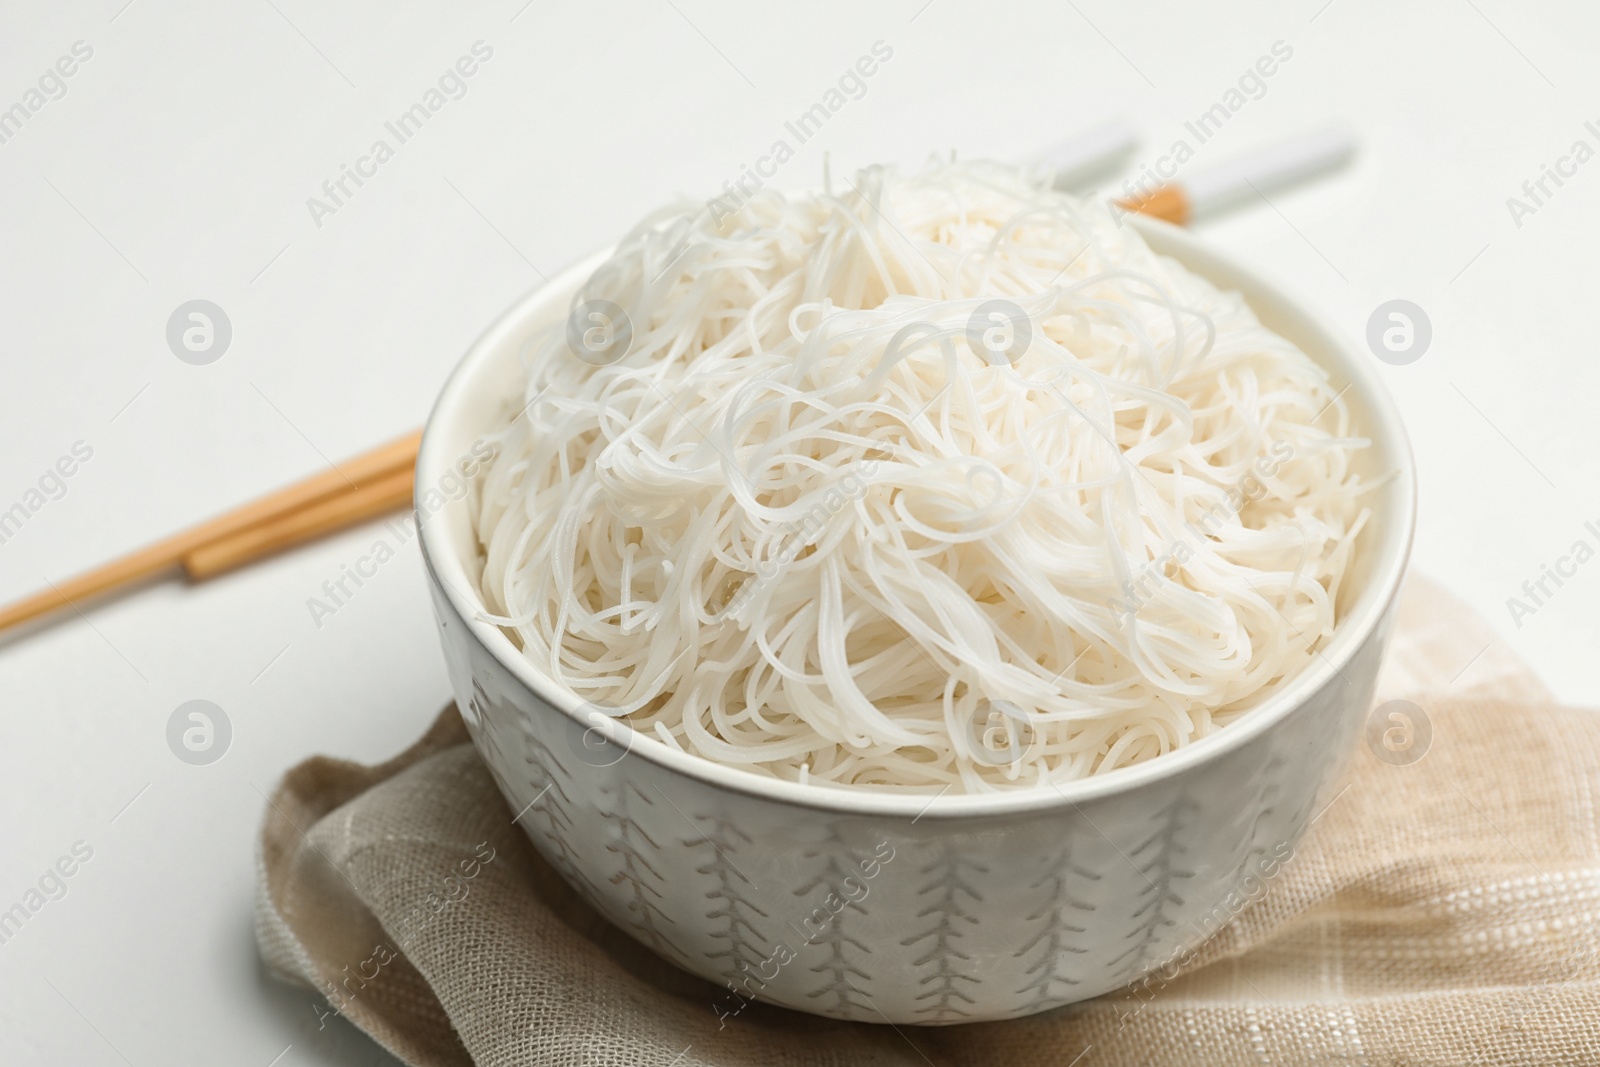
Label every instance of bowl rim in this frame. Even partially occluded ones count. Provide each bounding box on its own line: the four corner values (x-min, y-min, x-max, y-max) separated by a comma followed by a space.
417, 214, 1417, 820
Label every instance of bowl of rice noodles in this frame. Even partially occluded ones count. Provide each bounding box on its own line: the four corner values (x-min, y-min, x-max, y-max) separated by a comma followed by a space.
417, 160, 1415, 1023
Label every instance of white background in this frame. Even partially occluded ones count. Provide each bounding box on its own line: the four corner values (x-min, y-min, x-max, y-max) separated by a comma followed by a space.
1, 1, 1596, 1063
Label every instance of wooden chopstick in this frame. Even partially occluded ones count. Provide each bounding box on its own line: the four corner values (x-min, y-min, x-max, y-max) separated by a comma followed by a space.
1115, 185, 1189, 224
4, 135, 1357, 637
1112, 129, 1355, 227
182, 466, 414, 579
0, 430, 421, 633
0, 171, 1220, 637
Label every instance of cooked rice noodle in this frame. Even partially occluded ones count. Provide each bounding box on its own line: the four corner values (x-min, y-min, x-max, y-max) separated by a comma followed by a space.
472, 160, 1370, 793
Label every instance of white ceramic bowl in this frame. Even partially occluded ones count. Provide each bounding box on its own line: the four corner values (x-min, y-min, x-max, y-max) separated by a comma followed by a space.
416, 217, 1416, 1025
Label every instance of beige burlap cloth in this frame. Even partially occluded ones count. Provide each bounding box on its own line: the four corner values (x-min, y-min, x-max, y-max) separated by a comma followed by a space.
256, 576, 1600, 1065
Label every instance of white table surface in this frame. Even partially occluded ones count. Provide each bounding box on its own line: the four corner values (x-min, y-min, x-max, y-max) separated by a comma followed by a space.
2, 1, 1596, 1062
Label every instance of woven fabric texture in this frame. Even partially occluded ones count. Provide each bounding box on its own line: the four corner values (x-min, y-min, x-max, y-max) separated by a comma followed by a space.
255, 576, 1599, 1066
